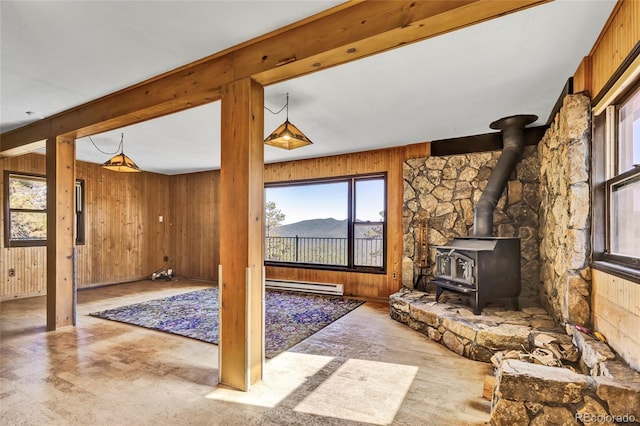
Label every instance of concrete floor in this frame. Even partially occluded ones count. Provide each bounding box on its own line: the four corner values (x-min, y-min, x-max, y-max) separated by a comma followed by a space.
1, 279, 492, 425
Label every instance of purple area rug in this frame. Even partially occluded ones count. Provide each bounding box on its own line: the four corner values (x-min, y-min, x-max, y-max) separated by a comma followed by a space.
89, 287, 364, 358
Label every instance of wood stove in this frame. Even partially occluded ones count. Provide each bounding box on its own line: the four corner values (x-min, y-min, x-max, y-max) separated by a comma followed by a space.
427, 114, 536, 315
431, 237, 521, 314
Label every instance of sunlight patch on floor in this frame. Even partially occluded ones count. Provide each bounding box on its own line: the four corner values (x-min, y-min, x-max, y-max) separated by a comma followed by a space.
205, 352, 333, 408
293, 358, 418, 425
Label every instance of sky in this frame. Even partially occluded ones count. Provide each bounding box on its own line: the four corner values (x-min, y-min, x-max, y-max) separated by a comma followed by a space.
266, 179, 384, 224
633, 119, 640, 167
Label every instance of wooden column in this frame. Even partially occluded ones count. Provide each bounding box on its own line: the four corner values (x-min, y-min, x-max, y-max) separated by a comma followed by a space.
46, 135, 76, 331
219, 78, 264, 390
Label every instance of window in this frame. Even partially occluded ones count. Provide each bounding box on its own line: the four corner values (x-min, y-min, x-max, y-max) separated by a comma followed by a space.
265, 174, 386, 273
593, 79, 640, 276
354, 178, 385, 268
606, 83, 640, 264
4, 171, 85, 247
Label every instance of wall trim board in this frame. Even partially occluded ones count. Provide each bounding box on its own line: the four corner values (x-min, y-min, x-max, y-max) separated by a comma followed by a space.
430, 126, 547, 156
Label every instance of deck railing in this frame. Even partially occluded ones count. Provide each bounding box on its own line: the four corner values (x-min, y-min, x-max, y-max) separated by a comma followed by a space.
265, 235, 382, 267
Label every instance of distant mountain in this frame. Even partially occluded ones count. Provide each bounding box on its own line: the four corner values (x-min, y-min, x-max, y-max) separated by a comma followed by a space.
272, 218, 347, 238
270, 218, 382, 239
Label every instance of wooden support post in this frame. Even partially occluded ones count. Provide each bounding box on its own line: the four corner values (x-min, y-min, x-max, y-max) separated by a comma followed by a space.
219, 78, 264, 390
46, 135, 76, 331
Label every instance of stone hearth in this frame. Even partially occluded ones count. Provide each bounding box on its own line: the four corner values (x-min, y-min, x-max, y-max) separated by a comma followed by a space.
390, 288, 640, 425
390, 288, 564, 362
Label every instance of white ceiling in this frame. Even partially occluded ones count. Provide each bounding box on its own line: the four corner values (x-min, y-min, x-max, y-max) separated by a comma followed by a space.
1, 1, 617, 175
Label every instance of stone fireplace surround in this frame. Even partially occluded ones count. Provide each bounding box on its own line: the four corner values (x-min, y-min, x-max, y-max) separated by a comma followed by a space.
401, 94, 592, 326
393, 95, 639, 424
402, 142, 542, 301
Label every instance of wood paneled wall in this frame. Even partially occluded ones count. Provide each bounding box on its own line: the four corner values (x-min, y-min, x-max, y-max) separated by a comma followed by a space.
3, 143, 428, 300
1, 154, 47, 298
592, 270, 640, 371
573, 0, 639, 96
169, 171, 220, 281
264, 145, 427, 299
167, 144, 429, 299
74, 160, 171, 287
1, 153, 171, 299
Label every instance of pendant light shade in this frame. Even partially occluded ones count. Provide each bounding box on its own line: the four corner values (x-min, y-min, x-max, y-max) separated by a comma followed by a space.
102, 153, 141, 172
101, 134, 141, 172
264, 93, 313, 150
264, 119, 313, 150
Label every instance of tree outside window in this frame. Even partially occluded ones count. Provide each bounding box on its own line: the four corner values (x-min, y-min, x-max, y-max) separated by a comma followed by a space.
7, 174, 47, 242
4, 171, 85, 247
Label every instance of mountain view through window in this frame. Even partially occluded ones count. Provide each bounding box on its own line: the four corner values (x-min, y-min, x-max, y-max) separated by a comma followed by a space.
265, 174, 386, 271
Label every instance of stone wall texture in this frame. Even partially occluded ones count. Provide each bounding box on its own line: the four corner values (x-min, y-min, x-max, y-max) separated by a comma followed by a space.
491, 359, 640, 426
538, 94, 592, 326
403, 145, 541, 299
401, 94, 591, 323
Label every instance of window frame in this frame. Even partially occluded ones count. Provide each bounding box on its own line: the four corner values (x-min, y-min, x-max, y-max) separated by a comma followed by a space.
352, 175, 386, 269
592, 78, 640, 282
604, 166, 640, 267
4, 171, 85, 247
264, 173, 387, 274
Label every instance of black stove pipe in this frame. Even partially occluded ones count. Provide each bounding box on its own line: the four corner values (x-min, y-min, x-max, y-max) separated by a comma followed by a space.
473, 114, 537, 237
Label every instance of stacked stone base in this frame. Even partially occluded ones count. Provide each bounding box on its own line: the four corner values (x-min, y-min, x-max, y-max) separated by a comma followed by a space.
492, 327, 640, 425
389, 288, 564, 362
493, 360, 639, 425
389, 288, 640, 425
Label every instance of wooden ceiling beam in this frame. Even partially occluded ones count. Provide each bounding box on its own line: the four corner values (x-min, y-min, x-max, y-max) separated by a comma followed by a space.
0, 0, 548, 153
249, 0, 549, 85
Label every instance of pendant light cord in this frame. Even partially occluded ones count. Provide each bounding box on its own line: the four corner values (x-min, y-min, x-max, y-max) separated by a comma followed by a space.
264, 93, 289, 117
88, 133, 124, 155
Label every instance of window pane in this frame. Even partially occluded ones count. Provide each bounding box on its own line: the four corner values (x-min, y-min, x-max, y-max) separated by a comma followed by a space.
618, 85, 640, 173
9, 175, 47, 210
6, 173, 84, 245
10, 211, 47, 240
610, 173, 640, 258
355, 178, 384, 222
265, 182, 348, 265
354, 223, 383, 267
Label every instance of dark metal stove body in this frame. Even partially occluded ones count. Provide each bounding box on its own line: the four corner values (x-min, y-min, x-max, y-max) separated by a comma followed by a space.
430, 237, 520, 315
425, 114, 535, 314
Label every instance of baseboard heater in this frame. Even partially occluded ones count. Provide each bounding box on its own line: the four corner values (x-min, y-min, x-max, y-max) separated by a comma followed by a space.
265, 279, 344, 296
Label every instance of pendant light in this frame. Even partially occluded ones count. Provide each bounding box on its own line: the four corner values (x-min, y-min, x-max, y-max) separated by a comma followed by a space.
264, 93, 313, 150
101, 133, 141, 172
